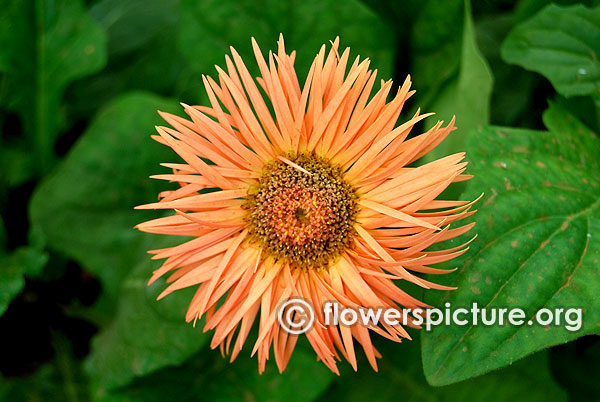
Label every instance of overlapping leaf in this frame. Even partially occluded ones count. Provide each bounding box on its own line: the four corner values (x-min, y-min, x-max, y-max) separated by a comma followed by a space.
30, 93, 180, 300
86, 252, 209, 392
502, 4, 600, 102
29, 93, 213, 390
420, 0, 493, 164
422, 102, 600, 385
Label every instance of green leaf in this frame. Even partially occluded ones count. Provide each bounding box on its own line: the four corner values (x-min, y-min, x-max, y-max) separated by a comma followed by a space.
512, 0, 600, 24
179, 0, 395, 82
0, 213, 48, 316
89, 0, 180, 58
29, 92, 180, 301
320, 337, 566, 402
501, 4, 600, 102
0, 142, 37, 189
29, 92, 211, 390
93, 343, 334, 402
0, 0, 106, 174
475, 13, 540, 127
410, 0, 463, 107
0, 0, 107, 173
421, 0, 494, 163
67, 0, 189, 119
422, 102, 600, 385
86, 251, 209, 391
0, 247, 48, 316
550, 94, 600, 134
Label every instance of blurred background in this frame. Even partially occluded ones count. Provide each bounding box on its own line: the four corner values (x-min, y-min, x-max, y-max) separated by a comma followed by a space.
0, 0, 599, 401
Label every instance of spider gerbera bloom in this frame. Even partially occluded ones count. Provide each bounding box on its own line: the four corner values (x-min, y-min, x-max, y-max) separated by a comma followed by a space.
136, 35, 478, 374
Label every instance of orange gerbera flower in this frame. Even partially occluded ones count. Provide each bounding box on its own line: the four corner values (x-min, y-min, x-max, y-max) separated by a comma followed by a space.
136, 35, 477, 374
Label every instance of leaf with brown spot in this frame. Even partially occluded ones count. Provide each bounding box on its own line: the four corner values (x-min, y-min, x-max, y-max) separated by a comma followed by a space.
422, 101, 600, 385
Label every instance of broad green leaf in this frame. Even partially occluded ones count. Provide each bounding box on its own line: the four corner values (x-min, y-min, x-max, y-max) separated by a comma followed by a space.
179, 0, 395, 82
422, 102, 600, 385
30, 92, 215, 389
422, 0, 494, 163
93, 343, 334, 402
501, 4, 600, 102
30, 93, 180, 301
0, 0, 107, 173
0, 247, 48, 316
514, 0, 600, 24
86, 251, 209, 391
320, 337, 566, 402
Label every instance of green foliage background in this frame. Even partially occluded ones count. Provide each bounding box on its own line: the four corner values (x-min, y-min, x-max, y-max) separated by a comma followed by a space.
0, 0, 599, 401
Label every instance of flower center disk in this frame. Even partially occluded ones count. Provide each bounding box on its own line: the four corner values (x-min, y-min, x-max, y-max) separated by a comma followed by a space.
245, 153, 359, 270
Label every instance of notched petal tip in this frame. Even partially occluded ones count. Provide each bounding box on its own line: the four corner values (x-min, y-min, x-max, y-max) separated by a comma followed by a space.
180, 102, 194, 112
